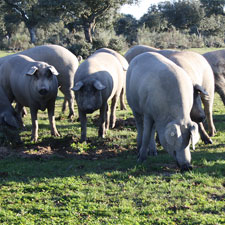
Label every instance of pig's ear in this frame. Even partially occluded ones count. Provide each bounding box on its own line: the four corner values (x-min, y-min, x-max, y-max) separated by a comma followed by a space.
2, 112, 20, 128
26, 66, 38, 76
72, 81, 83, 91
48, 66, 59, 76
93, 80, 106, 90
189, 122, 199, 150
194, 84, 209, 101
165, 122, 182, 147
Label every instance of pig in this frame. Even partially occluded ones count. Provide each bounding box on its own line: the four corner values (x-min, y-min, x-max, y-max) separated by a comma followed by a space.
0, 54, 59, 142
168, 51, 216, 144
0, 86, 22, 145
94, 48, 129, 110
0, 44, 79, 119
72, 51, 125, 142
203, 49, 225, 106
126, 52, 199, 171
125, 45, 215, 144
124, 44, 178, 63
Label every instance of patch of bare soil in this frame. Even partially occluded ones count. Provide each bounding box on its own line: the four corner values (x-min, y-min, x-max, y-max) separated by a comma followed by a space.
0, 116, 137, 160
0, 133, 137, 160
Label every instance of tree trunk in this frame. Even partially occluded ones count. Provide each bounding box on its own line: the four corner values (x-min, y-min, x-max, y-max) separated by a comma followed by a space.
28, 26, 36, 44
83, 22, 92, 43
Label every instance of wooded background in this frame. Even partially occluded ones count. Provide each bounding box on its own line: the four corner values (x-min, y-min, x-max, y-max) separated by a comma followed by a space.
1, 0, 225, 57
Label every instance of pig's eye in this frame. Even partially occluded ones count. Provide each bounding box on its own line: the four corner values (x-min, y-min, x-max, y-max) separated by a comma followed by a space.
47, 70, 53, 79
33, 71, 39, 79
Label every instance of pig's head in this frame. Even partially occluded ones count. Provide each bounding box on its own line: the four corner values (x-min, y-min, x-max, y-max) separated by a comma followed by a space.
163, 121, 199, 171
190, 84, 208, 123
72, 77, 106, 114
26, 64, 59, 96
0, 110, 21, 129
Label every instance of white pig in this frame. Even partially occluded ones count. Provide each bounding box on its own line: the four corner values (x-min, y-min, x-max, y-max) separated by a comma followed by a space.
126, 52, 199, 171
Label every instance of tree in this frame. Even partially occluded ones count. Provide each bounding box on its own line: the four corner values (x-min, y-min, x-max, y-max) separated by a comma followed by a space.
2, 0, 63, 44
139, 4, 169, 32
200, 0, 225, 16
3, 0, 40, 43
114, 14, 138, 44
0, 2, 6, 40
159, 0, 204, 31
61, 0, 139, 43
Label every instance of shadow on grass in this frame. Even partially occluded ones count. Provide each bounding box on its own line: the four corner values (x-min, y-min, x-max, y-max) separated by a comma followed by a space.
0, 137, 224, 184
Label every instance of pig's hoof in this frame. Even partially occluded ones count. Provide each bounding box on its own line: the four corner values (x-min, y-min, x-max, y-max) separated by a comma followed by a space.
31, 137, 38, 142
52, 131, 60, 137
149, 151, 157, 156
203, 138, 213, 144
180, 165, 193, 173
68, 113, 74, 120
110, 121, 116, 129
209, 130, 216, 137
137, 154, 147, 163
120, 105, 127, 110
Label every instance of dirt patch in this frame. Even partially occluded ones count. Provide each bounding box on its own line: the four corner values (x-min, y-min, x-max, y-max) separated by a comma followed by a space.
0, 134, 137, 160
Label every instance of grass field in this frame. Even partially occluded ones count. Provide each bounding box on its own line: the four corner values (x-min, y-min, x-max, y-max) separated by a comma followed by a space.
0, 48, 224, 224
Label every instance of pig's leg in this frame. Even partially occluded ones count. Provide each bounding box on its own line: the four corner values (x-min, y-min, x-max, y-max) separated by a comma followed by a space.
30, 108, 39, 142
201, 93, 216, 137
138, 115, 154, 163
47, 103, 60, 138
62, 98, 67, 114
148, 123, 157, 156
110, 94, 120, 128
79, 109, 87, 142
60, 87, 75, 119
198, 122, 212, 144
99, 102, 108, 138
14, 102, 25, 128
133, 110, 143, 151
105, 104, 109, 131
120, 87, 127, 110
215, 73, 225, 105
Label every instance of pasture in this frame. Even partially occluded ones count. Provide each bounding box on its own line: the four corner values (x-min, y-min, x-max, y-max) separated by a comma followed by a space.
0, 48, 224, 224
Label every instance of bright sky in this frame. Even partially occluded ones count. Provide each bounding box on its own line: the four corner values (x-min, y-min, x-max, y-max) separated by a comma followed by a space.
120, 0, 166, 19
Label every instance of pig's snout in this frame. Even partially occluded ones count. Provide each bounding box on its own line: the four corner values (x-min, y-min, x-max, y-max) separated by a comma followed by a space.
85, 108, 95, 114
39, 88, 48, 95
195, 114, 205, 123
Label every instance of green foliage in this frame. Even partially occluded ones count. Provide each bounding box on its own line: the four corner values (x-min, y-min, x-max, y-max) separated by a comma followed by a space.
115, 14, 138, 44
136, 26, 223, 49
1, 22, 34, 50
200, 0, 225, 16
1, 0, 225, 52
67, 34, 93, 59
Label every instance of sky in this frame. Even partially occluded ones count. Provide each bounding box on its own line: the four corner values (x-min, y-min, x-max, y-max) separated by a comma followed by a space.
120, 0, 165, 19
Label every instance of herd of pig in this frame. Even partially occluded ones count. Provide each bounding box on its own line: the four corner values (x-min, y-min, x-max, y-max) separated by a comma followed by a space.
0, 44, 224, 171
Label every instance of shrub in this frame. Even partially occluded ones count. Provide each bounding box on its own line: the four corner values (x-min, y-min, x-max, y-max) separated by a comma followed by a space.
204, 35, 225, 48
108, 35, 128, 52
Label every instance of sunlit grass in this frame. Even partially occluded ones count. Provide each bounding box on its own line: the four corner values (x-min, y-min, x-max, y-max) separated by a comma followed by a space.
0, 49, 224, 224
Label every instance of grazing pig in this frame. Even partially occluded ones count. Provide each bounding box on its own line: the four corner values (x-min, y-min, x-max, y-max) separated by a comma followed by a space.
169, 51, 216, 144
124, 45, 178, 63
94, 48, 129, 110
203, 49, 225, 106
0, 54, 59, 142
0, 45, 79, 119
72, 52, 125, 142
126, 52, 199, 171
0, 86, 22, 145
0, 86, 21, 129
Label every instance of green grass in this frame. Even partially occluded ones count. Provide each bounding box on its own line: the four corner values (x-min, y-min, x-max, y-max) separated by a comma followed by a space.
0, 50, 16, 57
0, 48, 224, 224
